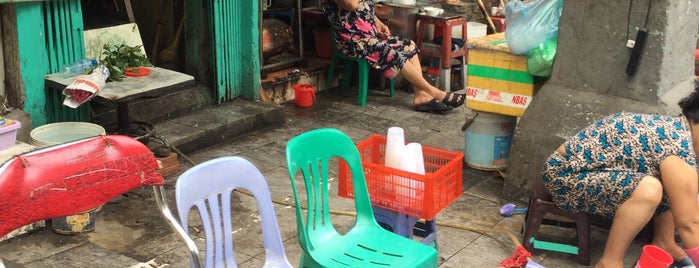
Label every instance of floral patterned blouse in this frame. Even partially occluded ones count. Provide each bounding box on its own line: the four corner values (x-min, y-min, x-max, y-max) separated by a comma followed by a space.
320, 0, 419, 79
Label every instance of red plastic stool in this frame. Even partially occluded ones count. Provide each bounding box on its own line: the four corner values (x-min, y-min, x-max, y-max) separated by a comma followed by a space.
415, 13, 468, 92
522, 182, 590, 266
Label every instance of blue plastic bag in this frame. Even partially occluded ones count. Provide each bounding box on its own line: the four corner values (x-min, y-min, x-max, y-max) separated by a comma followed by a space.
505, 0, 564, 55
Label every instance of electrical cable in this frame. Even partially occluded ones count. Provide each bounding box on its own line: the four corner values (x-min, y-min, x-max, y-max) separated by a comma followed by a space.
626, 0, 652, 40
643, 0, 652, 28
174, 147, 536, 262
626, 0, 633, 41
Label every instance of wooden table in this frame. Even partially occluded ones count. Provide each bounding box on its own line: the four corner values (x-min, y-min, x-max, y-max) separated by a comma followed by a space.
45, 67, 195, 133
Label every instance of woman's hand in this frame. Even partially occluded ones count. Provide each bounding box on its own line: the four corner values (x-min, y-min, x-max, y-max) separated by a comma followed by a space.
375, 19, 391, 39
334, 0, 358, 11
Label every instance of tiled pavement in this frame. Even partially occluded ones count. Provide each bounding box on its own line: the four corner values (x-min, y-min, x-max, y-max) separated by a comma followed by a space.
0, 86, 647, 267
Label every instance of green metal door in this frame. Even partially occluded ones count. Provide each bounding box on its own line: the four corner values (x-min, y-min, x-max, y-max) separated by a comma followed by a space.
187, 0, 261, 103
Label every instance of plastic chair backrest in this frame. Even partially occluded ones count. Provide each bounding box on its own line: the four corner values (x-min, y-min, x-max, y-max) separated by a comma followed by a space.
285, 128, 379, 254
175, 156, 293, 268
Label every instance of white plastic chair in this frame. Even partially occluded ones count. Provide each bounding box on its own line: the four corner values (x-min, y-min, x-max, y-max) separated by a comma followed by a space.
174, 156, 293, 268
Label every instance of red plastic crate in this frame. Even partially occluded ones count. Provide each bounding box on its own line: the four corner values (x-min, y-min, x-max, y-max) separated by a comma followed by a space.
338, 134, 464, 219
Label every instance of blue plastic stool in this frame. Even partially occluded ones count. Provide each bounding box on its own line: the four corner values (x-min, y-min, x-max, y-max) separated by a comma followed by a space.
373, 206, 437, 248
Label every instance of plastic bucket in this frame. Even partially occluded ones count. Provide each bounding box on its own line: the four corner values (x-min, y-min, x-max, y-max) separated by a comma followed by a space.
294, 84, 316, 108
30, 122, 106, 147
634, 245, 673, 268
464, 111, 517, 170
29, 122, 106, 234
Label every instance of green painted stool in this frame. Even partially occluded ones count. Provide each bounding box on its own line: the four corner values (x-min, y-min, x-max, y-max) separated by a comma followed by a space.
325, 31, 394, 106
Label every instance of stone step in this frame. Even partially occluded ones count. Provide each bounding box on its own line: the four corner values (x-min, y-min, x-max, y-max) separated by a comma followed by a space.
90, 84, 216, 132
91, 57, 334, 155
152, 98, 285, 154
90, 83, 285, 155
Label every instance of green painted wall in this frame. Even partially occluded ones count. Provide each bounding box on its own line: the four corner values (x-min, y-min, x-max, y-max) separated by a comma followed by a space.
16, 0, 88, 127
16, 2, 49, 127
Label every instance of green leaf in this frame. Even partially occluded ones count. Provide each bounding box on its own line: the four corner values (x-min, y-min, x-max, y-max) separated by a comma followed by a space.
99, 43, 151, 82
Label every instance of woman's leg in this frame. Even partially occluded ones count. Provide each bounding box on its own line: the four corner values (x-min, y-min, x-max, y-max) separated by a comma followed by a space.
399, 56, 464, 106
597, 176, 663, 268
659, 156, 699, 261
653, 211, 689, 261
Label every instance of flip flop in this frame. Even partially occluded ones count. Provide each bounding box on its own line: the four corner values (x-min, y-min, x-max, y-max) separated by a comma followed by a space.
442, 92, 465, 108
415, 99, 453, 113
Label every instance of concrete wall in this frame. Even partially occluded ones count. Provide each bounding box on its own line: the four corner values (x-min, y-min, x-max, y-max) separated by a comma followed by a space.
504, 0, 699, 201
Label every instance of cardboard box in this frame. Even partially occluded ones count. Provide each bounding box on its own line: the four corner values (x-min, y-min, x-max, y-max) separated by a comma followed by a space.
466, 33, 543, 117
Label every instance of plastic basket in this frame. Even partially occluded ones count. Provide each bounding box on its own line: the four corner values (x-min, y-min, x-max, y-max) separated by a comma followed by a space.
339, 134, 464, 219
0, 121, 21, 151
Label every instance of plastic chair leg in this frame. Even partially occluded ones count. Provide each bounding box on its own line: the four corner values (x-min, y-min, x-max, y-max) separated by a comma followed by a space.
389, 79, 395, 97
327, 55, 338, 92
342, 60, 353, 90
357, 60, 369, 106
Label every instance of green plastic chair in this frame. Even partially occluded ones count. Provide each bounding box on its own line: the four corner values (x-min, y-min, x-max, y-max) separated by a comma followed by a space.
285, 128, 438, 268
326, 30, 394, 106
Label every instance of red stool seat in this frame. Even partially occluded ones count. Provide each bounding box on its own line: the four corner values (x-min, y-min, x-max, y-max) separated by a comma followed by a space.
522, 182, 591, 265
415, 13, 468, 92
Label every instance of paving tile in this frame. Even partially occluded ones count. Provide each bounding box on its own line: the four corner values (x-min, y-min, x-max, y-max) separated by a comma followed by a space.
0, 80, 663, 268
24, 243, 140, 268
0, 231, 87, 264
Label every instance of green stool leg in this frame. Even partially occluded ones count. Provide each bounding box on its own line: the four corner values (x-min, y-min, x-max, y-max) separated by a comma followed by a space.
389, 78, 395, 97
357, 60, 369, 106
326, 54, 339, 92
342, 59, 353, 90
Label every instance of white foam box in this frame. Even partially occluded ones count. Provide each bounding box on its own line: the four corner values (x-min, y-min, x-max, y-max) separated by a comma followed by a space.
418, 21, 487, 42
459, 21, 487, 40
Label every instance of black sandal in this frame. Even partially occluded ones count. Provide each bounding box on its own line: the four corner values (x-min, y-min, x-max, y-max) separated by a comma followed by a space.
442, 92, 465, 108
415, 99, 453, 113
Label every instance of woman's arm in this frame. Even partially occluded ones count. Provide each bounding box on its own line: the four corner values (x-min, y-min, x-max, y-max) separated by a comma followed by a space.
334, 0, 358, 11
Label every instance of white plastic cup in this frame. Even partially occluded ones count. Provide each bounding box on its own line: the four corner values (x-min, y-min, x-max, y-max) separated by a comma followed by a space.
407, 142, 425, 175
404, 143, 426, 203
397, 144, 416, 202
385, 127, 405, 168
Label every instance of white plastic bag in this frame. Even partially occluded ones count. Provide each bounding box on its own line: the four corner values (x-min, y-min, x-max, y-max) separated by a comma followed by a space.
504, 0, 563, 55
62, 65, 110, 108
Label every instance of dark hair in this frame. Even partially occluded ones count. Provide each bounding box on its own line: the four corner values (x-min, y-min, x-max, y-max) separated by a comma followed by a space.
679, 82, 699, 124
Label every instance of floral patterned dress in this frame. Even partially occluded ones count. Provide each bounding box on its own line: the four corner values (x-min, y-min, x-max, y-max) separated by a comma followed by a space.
320, 0, 419, 79
541, 112, 697, 219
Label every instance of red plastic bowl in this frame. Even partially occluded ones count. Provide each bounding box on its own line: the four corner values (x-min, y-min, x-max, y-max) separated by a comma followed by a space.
124, 67, 151, 77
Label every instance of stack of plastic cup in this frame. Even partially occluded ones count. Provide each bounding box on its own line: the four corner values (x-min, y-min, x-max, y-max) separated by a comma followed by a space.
385, 127, 405, 196
635, 245, 672, 268
385, 127, 426, 203
385, 127, 405, 169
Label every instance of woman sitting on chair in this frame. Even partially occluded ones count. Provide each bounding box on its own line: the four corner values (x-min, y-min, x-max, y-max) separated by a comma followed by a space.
321, 0, 464, 113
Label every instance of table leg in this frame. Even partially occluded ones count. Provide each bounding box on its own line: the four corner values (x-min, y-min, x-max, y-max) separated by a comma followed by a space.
117, 102, 130, 134
439, 68, 451, 92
